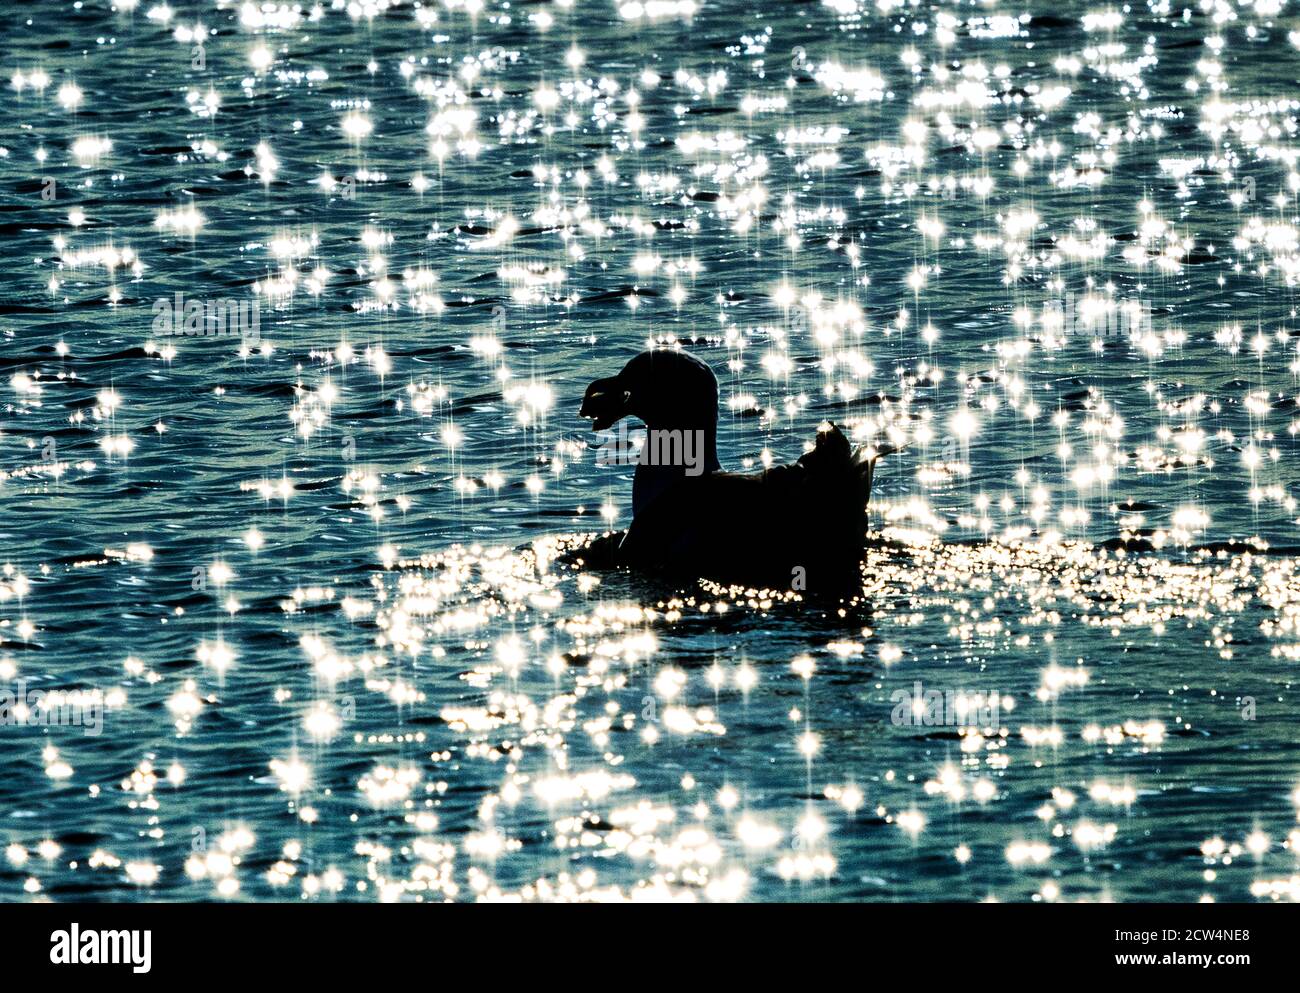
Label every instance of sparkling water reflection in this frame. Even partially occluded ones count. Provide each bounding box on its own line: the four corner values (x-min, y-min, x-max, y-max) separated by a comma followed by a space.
2, 0, 1300, 901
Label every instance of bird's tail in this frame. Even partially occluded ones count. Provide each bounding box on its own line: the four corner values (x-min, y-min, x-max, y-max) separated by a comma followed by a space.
853, 442, 902, 507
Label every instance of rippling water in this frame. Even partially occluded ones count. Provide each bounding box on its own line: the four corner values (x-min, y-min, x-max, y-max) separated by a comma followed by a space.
4, 0, 1300, 902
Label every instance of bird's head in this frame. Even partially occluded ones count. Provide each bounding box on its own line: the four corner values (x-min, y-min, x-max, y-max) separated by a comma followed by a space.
580, 348, 719, 432
579, 375, 632, 432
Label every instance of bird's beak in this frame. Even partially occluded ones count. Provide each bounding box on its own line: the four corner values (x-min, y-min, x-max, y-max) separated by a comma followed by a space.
580, 377, 631, 431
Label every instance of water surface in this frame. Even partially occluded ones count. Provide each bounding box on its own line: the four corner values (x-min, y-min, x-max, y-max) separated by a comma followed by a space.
3, 0, 1300, 902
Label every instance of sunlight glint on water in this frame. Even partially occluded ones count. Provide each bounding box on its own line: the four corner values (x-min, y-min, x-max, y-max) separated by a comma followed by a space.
2, 0, 1300, 902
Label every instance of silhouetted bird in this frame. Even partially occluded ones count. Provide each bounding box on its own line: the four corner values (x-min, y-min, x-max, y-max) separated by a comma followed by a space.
579, 348, 892, 595
580, 349, 723, 514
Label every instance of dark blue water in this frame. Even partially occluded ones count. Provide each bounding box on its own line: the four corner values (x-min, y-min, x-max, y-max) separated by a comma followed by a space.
2, 0, 1300, 902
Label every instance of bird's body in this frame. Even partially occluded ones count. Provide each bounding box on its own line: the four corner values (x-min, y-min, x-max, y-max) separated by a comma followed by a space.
579, 348, 887, 595
619, 423, 874, 592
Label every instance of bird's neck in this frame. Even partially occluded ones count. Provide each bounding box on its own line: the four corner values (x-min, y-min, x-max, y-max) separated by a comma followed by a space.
631, 419, 720, 515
